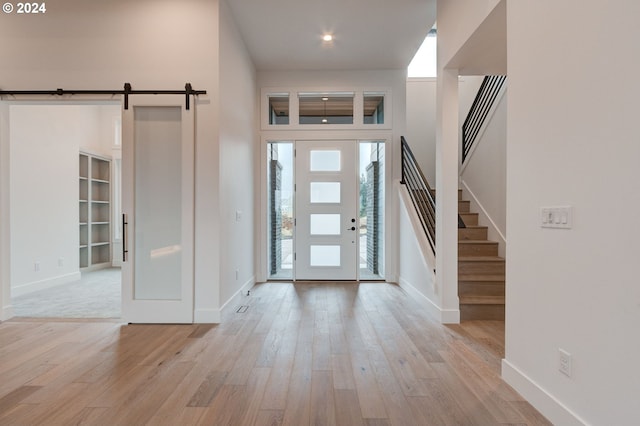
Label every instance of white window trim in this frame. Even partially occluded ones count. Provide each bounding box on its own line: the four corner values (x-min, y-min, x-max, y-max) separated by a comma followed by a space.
260, 87, 392, 131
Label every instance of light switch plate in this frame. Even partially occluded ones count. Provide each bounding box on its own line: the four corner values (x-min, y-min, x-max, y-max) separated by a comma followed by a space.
541, 206, 572, 229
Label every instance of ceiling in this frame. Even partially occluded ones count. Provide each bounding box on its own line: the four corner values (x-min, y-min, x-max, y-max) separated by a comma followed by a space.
226, 0, 437, 71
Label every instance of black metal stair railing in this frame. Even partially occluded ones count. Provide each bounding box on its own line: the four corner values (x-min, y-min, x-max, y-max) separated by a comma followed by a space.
400, 136, 436, 253
462, 75, 507, 163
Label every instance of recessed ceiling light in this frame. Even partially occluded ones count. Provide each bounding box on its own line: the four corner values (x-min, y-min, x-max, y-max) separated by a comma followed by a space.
321, 97, 329, 101
322, 34, 333, 42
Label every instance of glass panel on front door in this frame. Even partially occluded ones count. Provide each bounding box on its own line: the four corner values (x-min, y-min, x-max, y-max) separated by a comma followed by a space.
310, 245, 341, 267
310, 182, 341, 203
310, 214, 341, 235
310, 150, 341, 171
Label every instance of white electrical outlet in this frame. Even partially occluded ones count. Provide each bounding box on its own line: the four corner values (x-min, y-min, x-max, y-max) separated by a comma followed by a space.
559, 348, 572, 377
235, 269, 239, 280
34, 261, 40, 272
58, 257, 64, 267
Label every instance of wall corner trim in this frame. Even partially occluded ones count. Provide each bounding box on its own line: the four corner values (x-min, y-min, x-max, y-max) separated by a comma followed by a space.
502, 359, 588, 426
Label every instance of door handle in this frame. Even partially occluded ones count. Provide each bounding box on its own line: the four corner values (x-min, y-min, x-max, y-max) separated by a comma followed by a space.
348, 226, 356, 231
122, 213, 128, 262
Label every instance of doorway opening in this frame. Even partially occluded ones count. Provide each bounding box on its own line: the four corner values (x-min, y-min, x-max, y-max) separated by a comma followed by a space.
6, 103, 122, 319
267, 140, 384, 281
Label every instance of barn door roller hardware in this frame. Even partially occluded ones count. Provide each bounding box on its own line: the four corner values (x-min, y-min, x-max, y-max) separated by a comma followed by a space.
0, 83, 206, 110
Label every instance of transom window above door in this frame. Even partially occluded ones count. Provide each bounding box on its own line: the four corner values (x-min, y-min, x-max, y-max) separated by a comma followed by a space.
298, 92, 354, 125
261, 88, 391, 129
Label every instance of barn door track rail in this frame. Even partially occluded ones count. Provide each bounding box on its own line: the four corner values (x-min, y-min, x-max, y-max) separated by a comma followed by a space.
0, 83, 206, 110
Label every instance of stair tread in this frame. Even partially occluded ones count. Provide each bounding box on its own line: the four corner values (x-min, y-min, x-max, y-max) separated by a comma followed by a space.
460, 295, 505, 304
459, 274, 505, 281
459, 256, 505, 262
460, 225, 488, 229
458, 240, 498, 245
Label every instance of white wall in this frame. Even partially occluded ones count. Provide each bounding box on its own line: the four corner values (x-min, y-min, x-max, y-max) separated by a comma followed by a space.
460, 87, 507, 255
0, 105, 10, 319
458, 77, 484, 129
9, 105, 93, 296
218, 0, 257, 308
405, 75, 484, 186
405, 78, 436, 184
437, 0, 501, 70
397, 184, 442, 319
0, 0, 222, 321
7, 104, 119, 297
503, 2, 640, 424
90, 105, 121, 158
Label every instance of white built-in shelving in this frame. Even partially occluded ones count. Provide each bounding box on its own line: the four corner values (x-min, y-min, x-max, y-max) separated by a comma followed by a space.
79, 152, 112, 269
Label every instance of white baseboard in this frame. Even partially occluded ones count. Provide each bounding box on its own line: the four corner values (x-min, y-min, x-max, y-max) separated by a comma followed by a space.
0, 304, 14, 321
220, 276, 256, 315
12, 271, 81, 298
194, 308, 221, 324
398, 277, 460, 324
195, 276, 256, 324
502, 359, 588, 426
441, 307, 461, 324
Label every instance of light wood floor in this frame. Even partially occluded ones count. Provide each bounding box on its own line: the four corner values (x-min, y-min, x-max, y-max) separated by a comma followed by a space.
0, 282, 550, 425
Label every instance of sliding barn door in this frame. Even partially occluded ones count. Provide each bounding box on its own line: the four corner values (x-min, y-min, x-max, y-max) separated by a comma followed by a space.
121, 96, 194, 323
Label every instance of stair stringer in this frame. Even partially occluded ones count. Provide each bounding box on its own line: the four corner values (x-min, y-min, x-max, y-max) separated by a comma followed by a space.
460, 179, 506, 258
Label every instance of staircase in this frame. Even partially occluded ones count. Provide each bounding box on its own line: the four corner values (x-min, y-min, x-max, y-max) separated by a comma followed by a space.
457, 189, 505, 320
402, 135, 505, 321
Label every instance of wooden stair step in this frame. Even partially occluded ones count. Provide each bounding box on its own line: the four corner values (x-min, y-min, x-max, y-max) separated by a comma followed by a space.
458, 240, 498, 256
458, 256, 505, 275
458, 256, 504, 262
458, 256, 505, 261
459, 282, 505, 297
459, 226, 488, 240
460, 295, 505, 305
456, 188, 506, 321
460, 304, 505, 321
458, 212, 478, 226
458, 274, 505, 282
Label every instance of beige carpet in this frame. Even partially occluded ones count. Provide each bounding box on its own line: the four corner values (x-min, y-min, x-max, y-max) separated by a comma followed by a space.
11, 268, 121, 318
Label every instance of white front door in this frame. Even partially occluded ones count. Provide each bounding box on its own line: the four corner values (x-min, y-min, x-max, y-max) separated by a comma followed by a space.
121, 96, 194, 323
295, 140, 358, 280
